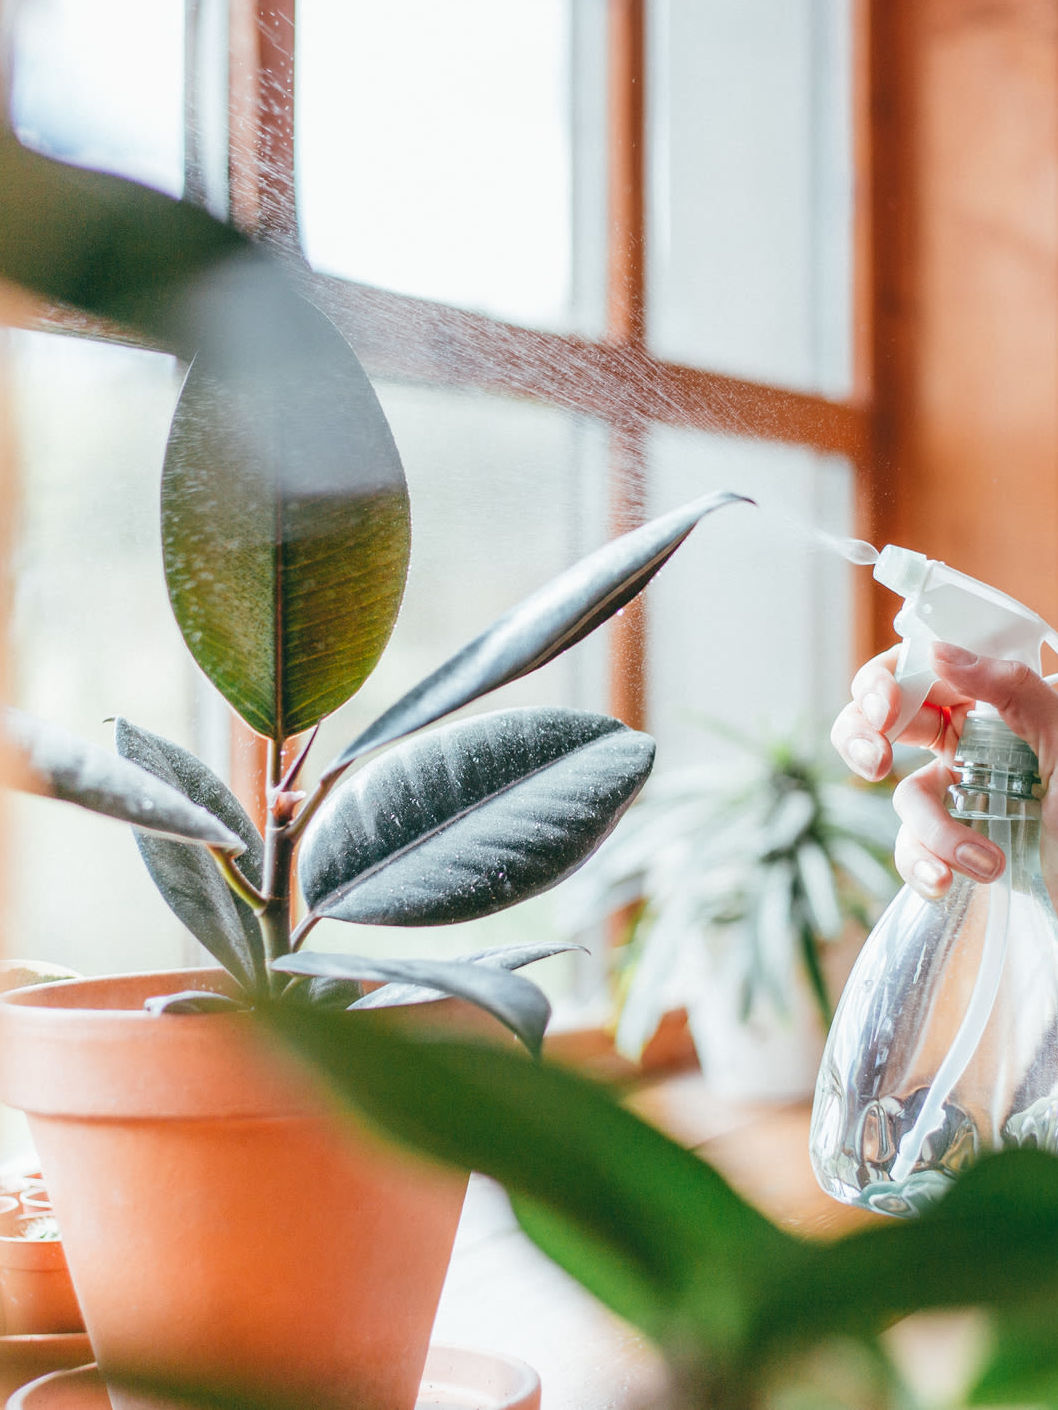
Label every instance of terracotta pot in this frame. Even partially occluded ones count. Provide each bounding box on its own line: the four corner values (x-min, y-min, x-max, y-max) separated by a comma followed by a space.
0, 970, 468, 1410
0, 1232, 83, 1336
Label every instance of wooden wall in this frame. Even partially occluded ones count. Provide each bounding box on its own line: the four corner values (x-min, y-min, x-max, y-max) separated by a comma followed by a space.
869, 0, 1058, 651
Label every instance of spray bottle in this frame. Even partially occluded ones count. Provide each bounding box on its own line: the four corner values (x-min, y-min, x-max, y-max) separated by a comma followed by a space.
810, 549, 1058, 1216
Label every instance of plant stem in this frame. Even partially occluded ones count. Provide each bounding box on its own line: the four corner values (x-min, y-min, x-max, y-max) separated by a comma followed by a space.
259, 739, 295, 985
207, 847, 267, 912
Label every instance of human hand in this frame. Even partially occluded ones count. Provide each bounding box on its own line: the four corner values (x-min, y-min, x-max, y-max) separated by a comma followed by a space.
832, 642, 1058, 900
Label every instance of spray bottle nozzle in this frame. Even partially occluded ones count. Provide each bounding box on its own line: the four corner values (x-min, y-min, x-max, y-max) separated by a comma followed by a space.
872, 549, 1058, 740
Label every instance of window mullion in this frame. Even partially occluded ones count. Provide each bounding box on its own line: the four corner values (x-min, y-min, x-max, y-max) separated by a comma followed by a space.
606, 0, 648, 733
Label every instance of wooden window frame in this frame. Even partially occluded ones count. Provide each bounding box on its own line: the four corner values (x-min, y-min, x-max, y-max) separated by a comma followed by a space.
15, 0, 877, 824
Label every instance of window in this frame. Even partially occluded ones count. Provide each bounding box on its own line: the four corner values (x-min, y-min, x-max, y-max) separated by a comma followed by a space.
2, 0, 864, 1015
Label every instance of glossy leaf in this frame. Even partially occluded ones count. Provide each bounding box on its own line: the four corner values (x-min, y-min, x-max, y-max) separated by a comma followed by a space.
161, 306, 411, 741
3, 709, 243, 852
299, 707, 655, 927
260, 1001, 799, 1353
324, 491, 750, 777
350, 940, 584, 1010
115, 719, 265, 990
273, 952, 552, 1056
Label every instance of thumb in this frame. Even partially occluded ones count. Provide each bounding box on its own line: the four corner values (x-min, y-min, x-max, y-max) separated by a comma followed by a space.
932, 642, 1058, 781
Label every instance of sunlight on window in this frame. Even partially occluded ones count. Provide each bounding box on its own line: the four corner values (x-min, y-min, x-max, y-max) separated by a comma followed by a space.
7, 0, 184, 194
297, 0, 584, 329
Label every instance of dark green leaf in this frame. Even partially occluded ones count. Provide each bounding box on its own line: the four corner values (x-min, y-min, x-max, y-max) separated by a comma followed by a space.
143, 990, 249, 1016
3, 708, 243, 851
325, 492, 751, 776
260, 1001, 799, 1355
350, 940, 585, 1010
114, 719, 265, 990
273, 952, 551, 1055
161, 305, 411, 741
299, 707, 655, 926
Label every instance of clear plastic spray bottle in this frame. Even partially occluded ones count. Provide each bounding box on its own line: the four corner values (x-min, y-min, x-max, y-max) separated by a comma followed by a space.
810, 549, 1058, 1216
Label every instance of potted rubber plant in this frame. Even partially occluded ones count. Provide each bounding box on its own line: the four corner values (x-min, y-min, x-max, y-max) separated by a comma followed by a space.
0, 126, 749, 1410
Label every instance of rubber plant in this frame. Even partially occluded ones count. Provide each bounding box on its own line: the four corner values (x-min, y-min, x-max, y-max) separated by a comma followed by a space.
0, 120, 749, 1051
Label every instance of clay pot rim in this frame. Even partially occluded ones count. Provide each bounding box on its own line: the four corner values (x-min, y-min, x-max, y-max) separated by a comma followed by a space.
0, 969, 314, 1120
0, 968, 239, 1016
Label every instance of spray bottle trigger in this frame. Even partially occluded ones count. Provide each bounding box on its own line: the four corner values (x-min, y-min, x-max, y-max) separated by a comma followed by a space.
886, 676, 935, 743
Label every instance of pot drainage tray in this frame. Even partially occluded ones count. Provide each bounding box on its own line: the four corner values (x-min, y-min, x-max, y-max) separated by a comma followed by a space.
7, 1345, 542, 1410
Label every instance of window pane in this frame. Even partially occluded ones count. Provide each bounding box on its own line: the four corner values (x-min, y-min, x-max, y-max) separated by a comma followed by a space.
647, 0, 853, 395
6, 0, 185, 195
646, 426, 856, 764
297, 0, 607, 333
304, 384, 611, 1005
5, 332, 208, 976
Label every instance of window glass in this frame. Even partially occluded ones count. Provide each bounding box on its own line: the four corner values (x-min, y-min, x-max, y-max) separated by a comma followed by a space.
304, 383, 611, 1006
647, 0, 853, 395
6, 0, 185, 196
646, 425, 856, 765
297, 0, 607, 334
5, 332, 206, 976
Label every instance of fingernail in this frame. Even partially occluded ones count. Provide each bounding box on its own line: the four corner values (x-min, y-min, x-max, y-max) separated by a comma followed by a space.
862, 692, 889, 730
912, 858, 948, 895
847, 737, 882, 776
934, 642, 978, 669
956, 841, 1003, 880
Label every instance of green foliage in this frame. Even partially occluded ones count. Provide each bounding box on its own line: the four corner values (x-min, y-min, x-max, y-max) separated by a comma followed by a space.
0, 128, 747, 1041
266, 1000, 1058, 1410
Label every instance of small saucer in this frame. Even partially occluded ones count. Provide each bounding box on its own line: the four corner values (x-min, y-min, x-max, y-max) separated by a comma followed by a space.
0, 1337, 93, 1405
7, 1345, 541, 1410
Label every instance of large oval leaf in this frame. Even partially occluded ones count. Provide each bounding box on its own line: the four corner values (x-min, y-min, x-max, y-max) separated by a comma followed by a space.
114, 719, 265, 991
273, 952, 551, 1056
323, 491, 750, 777
2, 709, 243, 852
162, 306, 411, 741
298, 707, 655, 926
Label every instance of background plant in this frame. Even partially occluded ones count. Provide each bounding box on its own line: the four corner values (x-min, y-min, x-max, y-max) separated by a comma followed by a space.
563, 724, 900, 1057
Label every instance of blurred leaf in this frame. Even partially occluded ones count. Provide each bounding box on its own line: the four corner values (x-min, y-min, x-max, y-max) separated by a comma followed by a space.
3, 708, 243, 852
161, 309, 411, 741
261, 1001, 801, 1356
299, 708, 655, 926
796, 840, 844, 941
827, 837, 899, 904
968, 1309, 1058, 1406
325, 491, 751, 775
350, 940, 584, 1010
0, 126, 247, 352
115, 719, 265, 989
273, 952, 552, 1056
754, 1151, 1058, 1365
